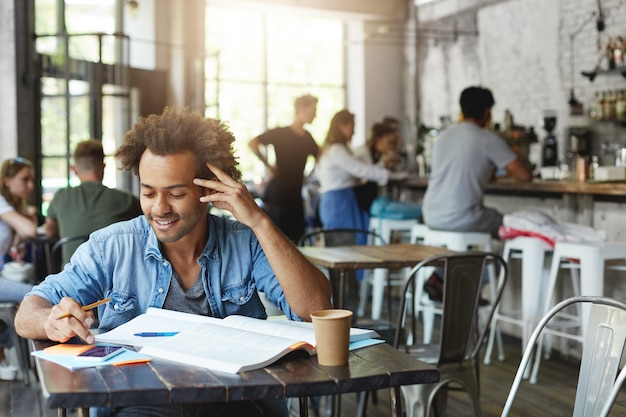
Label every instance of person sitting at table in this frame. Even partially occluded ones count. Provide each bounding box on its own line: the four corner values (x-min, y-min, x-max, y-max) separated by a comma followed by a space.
422, 86, 532, 239
45, 139, 142, 266
421, 86, 531, 300
15, 107, 332, 417
0, 157, 37, 369
0, 157, 38, 266
352, 121, 404, 213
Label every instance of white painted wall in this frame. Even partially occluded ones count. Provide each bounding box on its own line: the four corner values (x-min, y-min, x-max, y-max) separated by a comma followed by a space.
0, 0, 18, 160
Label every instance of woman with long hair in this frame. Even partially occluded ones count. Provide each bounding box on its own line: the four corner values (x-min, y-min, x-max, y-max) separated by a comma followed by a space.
0, 157, 37, 369
315, 110, 406, 240
1, 157, 37, 262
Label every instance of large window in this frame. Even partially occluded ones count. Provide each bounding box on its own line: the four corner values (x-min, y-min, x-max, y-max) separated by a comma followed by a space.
35, 0, 129, 215
205, 5, 346, 183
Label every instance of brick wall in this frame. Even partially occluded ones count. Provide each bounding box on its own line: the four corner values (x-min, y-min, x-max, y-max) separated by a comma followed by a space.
415, 0, 626, 160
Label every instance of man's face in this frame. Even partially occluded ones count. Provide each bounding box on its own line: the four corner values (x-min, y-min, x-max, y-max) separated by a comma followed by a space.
139, 150, 208, 244
300, 103, 317, 124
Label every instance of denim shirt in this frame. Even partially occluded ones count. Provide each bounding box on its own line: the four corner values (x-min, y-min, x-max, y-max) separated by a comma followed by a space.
29, 215, 301, 331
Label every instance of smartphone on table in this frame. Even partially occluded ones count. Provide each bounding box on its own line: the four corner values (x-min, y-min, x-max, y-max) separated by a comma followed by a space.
76, 345, 124, 362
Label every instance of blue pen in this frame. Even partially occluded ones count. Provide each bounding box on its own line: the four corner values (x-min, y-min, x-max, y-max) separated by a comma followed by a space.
133, 332, 180, 337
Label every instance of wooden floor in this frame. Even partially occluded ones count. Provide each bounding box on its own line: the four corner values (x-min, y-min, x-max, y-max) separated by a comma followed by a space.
1, 332, 625, 417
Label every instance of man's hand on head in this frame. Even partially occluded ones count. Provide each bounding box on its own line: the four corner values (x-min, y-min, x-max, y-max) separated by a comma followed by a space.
193, 163, 268, 230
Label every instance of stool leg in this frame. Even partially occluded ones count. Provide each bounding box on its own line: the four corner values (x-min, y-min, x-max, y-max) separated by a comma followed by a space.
414, 266, 436, 344
370, 269, 387, 321
529, 249, 563, 384
485, 244, 511, 364
357, 272, 370, 317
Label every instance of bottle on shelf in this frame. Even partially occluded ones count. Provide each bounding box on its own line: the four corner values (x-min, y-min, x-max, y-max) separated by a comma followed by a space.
616, 90, 625, 121
614, 37, 624, 67
597, 91, 606, 120
589, 155, 599, 180
606, 38, 616, 70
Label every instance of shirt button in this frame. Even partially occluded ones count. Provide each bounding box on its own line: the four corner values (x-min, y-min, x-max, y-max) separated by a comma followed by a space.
158, 288, 164, 293
163, 261, 168, 266
113, 304, 119, 310
239, 296, 245, 302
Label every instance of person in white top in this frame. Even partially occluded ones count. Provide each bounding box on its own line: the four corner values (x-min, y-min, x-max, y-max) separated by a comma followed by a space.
0, 157, 37, 365
316, 110, 407, 242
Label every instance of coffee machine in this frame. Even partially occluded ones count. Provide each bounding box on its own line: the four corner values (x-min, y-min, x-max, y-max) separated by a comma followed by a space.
541, 110, 558, 167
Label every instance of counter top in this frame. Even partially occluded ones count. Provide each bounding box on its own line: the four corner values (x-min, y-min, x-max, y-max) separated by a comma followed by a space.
402, 176, 626, 196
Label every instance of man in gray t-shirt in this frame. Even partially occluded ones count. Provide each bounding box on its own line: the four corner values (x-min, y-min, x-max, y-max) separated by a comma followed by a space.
423, 86, 532, 238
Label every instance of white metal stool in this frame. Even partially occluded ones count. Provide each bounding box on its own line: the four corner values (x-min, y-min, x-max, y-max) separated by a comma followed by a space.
359, 216, 420, 320
529, 241, 626, 383
409, 225, 498, 345
484, 236, 553, 365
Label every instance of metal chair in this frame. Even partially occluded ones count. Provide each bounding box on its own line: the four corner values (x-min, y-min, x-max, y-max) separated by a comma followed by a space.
598, 364, 626, 417
50, 234, 89, 274
393, 251, 508, 417
501, 296, 626, 417
297, 228, 388, 314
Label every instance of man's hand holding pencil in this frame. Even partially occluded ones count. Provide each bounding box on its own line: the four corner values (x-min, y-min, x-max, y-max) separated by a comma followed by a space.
45, 297, 110, 344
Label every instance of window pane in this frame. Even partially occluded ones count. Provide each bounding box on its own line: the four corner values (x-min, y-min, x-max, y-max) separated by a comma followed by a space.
206, 6, 264, 82
41, 97, 68, 157
41, 156, 71, 216
205, 5, 346, 183
35, 0, 58, 35
267, 14, 344, 86
216, 82, 265, 181
65, 0, 115, 35
69, 95, 90, 150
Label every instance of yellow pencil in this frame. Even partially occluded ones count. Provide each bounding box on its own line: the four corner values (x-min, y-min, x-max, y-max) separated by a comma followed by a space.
56, 297, 111, 320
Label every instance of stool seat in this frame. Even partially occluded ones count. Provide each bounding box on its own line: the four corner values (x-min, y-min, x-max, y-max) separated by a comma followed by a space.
484, 236, 553, 366
410, 225, 499, 346
529, 240, 626, 383
359, 216, 420, 320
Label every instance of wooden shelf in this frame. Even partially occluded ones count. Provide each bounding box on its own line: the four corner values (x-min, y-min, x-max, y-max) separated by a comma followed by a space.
581, 68, 626, 81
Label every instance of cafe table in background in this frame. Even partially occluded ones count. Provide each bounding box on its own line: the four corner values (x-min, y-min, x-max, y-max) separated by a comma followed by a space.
299, 243, 454, 309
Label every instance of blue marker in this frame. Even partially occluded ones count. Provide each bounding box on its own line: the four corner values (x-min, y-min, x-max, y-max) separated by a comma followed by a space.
133, 332, 180, 337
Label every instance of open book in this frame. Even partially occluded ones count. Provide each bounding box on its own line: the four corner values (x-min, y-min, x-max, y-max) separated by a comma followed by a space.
95, 308, 380, 374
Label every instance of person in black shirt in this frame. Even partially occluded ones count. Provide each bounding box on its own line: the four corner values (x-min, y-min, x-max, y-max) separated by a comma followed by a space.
248, 94, 319, 242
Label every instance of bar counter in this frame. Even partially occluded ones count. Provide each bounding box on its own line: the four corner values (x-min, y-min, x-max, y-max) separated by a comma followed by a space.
402, 176, 626, 198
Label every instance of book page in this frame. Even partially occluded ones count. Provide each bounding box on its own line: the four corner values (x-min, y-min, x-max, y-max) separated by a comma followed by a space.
96, 308, 379, 349
95, 309, 223, 347
223, 315, 379, 344
139, 322, 314, 374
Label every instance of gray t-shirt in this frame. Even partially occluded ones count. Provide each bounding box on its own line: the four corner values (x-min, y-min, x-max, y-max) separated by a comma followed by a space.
422, 121, 516, 231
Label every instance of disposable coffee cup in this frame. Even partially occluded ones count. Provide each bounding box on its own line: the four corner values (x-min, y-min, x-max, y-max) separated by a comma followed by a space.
310, 309, 353, 366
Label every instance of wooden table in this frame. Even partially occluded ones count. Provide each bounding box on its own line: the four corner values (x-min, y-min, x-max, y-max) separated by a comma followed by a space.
33, 340, 439, 417
299, 243, 454, 309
